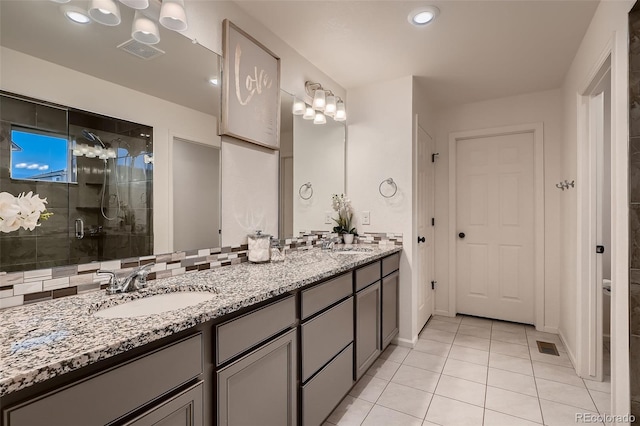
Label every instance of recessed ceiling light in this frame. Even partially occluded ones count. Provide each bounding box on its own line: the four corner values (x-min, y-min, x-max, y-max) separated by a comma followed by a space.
63, 6, 91, 24
408, 6, 439, 27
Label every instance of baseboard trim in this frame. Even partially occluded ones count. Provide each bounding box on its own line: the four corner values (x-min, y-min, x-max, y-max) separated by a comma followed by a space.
557, 328, 578, 370
542, 325, 558, 334
396, 336, 418, 349
434, 309, 453, 317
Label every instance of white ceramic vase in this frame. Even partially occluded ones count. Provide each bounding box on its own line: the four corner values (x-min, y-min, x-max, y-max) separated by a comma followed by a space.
343, 233, 355, 244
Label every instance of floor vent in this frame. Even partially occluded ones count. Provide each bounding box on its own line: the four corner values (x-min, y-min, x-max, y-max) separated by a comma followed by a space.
536, 341, 559, 356
117, 39, 165, 60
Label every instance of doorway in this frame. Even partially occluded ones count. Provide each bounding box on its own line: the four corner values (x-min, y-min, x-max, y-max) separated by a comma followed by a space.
171, 137, 221, 251
448, 124, 545, 327
416, 123, 435, 331
577, 55, 612, 383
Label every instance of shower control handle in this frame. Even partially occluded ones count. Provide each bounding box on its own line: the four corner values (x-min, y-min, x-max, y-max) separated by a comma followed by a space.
75, 218, 84, 240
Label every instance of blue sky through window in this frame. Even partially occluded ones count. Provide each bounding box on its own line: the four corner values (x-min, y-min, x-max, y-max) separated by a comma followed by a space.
11, 129, 69, 181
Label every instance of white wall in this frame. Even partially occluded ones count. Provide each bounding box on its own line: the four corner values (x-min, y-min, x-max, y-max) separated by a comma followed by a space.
0, 47, 218, 253
558, 0, 631, 415
293, 117, 345, 234
221, 139, 279, 244
432, 89, 564, 333
347, 76, 418, 344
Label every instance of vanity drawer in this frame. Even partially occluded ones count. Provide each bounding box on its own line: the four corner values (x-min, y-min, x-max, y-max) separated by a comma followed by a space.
355, 261, 381, 291
301, 343, 354, 426
382, 253, 400, 277
301, 272, 352, 320
301, 297, 353, 381
216, 295, 296, 365
4, 333, 203, 426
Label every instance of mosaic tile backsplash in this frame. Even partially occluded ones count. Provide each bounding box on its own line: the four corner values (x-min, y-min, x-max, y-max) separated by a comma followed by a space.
0, 232, 402, 309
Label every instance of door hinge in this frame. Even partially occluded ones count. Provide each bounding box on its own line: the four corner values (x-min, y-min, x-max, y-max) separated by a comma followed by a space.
431, 153, 440, 163
431, 280, 437, 290
431, 218, 435, 226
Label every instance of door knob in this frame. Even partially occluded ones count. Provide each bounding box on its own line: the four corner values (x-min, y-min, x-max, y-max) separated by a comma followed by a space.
418, 236, 426, 243
458, 232, 466, 239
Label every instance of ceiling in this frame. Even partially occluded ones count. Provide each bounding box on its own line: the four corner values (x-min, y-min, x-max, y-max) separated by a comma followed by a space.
0, 0, 221, 116
234, 0, 600, 107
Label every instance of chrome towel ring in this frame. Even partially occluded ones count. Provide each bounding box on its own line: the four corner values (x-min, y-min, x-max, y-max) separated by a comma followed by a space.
379, 178, 397, 198
299, 182, 313, 200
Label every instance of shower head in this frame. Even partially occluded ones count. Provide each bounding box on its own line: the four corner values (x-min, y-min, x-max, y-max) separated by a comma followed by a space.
81, 129, 106, 148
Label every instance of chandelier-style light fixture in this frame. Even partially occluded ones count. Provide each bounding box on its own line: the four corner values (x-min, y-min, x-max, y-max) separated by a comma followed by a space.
56, 0, 188, 45
292, 81, 347, 124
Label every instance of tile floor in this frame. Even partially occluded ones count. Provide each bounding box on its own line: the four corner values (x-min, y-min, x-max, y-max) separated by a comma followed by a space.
325, 315, 612, 426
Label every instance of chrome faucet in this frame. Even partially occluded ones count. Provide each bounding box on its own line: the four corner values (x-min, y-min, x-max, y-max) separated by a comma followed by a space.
97, 263, 155, 295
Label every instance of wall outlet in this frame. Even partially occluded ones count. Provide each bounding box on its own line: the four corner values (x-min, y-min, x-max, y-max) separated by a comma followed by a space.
362, 211, 371, 225
324, 212, 332, 224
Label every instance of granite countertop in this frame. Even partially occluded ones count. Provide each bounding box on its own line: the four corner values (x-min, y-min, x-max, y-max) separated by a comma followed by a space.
0, 245, 401, 397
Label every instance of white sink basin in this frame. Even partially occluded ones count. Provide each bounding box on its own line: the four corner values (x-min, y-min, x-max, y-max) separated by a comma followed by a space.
94, 292, 217, 318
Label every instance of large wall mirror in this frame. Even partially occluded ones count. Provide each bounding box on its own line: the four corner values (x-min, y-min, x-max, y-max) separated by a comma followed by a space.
0, 0, 221, 272
279, 91, 346, 238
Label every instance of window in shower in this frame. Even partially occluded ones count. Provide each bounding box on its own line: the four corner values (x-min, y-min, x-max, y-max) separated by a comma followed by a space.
10, 126, 77, 183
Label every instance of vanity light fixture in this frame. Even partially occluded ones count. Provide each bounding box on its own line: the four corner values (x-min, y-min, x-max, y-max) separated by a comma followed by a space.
324, 94, 337, 117
334, 99, 346, 122
302, 106, 315, 120
312, 88, 326, 111
63, 6, 91, 24
292, 98, 306, 115
408, 6, 439, 26
119, 0, 149, 9
313, 112, 327, 125
304, 81, 346, 123
50, 0, 71, 3
88, 0, 121, 26
132, 10, 160, 44
159, 0, 188, 31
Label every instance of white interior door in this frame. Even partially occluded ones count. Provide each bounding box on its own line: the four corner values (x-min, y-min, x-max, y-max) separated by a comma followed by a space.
456, 132, 535, 324
417, 125, 434, 330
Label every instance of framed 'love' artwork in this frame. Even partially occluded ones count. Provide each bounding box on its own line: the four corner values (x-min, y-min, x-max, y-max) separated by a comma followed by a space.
221, 19, 281, 150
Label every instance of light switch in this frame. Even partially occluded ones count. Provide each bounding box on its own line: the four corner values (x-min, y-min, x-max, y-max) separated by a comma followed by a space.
324, 212, 332, 224
362, 211, 370, 225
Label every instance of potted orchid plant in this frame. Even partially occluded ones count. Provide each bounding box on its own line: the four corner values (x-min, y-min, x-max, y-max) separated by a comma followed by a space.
0, 191, 53, 233
331, 193, 357, 244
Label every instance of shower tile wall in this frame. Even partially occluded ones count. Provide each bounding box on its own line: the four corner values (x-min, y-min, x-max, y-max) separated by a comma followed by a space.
0, 93, 153, 272
630, 4, 640, 418
0, 94, 71, 272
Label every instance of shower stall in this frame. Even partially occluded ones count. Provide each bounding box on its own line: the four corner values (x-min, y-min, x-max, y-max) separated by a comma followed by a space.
0, 92, 153, 272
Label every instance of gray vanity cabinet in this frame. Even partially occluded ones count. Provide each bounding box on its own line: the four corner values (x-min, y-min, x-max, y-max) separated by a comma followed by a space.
299, 273, 354, 426
355, 263, 382, 380
382, 271, 399, 349
124, 381, 204, 426
215, 296, 297, 426
381, 253, 400, 350
216, 329, 297, 426
3, 333, 204, 426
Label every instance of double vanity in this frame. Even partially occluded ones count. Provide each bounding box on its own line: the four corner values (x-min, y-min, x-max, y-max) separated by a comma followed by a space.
0, 245, 401, 426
